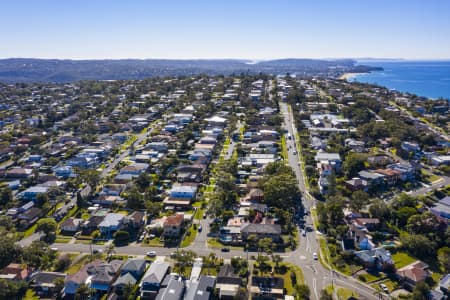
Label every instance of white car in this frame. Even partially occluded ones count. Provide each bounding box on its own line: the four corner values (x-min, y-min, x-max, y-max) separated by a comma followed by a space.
146, 251, 156, 257
379, 283, 389, 293
313, 252, 318, 260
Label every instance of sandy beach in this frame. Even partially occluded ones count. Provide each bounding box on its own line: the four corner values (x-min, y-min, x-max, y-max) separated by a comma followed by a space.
339, 72, 365, 80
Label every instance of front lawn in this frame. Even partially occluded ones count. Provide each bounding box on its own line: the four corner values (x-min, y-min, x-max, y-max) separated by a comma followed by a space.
392, 252, 416, 269
337, 287, 358, 300
144, 237, 164, 247
54, 235, 72, 243
23, 223, 38, 238
180, 225, 197, 247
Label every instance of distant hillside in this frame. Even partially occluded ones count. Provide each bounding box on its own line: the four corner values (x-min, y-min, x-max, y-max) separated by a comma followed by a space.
0, 58, 357, 83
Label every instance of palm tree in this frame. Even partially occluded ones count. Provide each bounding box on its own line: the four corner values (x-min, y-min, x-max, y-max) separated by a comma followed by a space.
75, 284, 91, 300
271, 254, 283, 272
105, 244, 116, 261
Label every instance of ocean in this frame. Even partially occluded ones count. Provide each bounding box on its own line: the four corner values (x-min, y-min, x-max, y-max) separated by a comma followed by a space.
347, 60, 450, 100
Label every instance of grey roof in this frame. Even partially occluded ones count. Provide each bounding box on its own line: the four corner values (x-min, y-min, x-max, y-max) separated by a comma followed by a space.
240, 223, 281, 235
355, 248, 392, 263
358, 170, 385, 180
184, 276, 215, 300
121, 259, 146, 275
217, 265, 242, 285
142, 262, 170, 285
113, 272, 137, 287
30, 271, 67, 285
314, 152, 341, 161
156, 276, 185, 300
98, 213, 125, 228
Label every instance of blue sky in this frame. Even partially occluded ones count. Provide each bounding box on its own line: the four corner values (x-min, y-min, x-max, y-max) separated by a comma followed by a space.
1, 0, 450, 59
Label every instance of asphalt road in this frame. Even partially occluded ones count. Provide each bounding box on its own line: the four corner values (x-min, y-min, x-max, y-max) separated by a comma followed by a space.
279, 102, 380, 300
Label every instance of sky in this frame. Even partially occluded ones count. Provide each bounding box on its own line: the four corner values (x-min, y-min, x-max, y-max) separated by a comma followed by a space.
1, 0, 450, 60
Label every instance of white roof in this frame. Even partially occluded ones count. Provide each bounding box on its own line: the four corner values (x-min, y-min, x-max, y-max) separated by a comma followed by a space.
99, 213, 125, 227
205, 116, 226, 123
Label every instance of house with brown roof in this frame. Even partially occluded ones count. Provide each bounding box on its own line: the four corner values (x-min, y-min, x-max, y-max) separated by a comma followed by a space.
374, 169, 401, 185
5, 167, 33, 179
397, 260, 430, 290
240, 223, 282, 242
163, 214, 184, 237
18, 207, 42, 228
60, 217, 83, 233
0, 263, 31, 281
242, 188, 264, 203
128, 211, 146, 231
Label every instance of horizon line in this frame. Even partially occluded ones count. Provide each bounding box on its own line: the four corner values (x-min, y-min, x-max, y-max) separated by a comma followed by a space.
2, 56, 450, 62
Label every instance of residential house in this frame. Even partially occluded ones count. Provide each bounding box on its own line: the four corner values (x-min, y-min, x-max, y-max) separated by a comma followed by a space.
184, 276, 215, 300
169, 185, 197, 199
397, 261, 430, 290
163, 214, 184, 238
120, 259, 147, 279
430, 196, 450, 224
241, 188, 264, 203
216, 264, 242, 300
93, 195, 125, 207
374, 169, 401, 185
345, 177, 368, 192
5, 167, 33, 179
17, 207, 42, 227
60, 217, 83, 233
250, 276, 284, 300
66, 156, 97, 169
0, 263, 31, 281
156, 275, 185, 300
358, 171, 385, 187
90, 260, 123, 292
101, 184, 126, 196
240, 224, 282, 242
18, 186, 49, 201
54, 166, 74, 178
64, 260, 103, 295
29, 271, 67, 297
141, 261, 171, 299
401, 141, 421, 154
128, 211, 146, 231
439, 274, 450, 295
314, 152, 342, 170
120, 163, 149, 176
355, 248, 394, 271
98, 213, 126, 236
205, 115, 227, 127
387, 163, 417, 182
113, 272, 137, 293
367, 155, 392, 166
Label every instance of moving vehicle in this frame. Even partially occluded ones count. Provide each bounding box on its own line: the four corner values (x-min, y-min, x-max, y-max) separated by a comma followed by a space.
313, 252, 318, 260
302, 229, 306, 236
198, 225, 202, 232
146, 251, 156, 257
221, 248, 230, 252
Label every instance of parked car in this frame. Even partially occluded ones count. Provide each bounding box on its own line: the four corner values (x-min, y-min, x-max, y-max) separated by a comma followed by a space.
379, 283, 389, 293
313, 252, 318, 260
198, 225, 202, 232
302, 229, 306, 237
